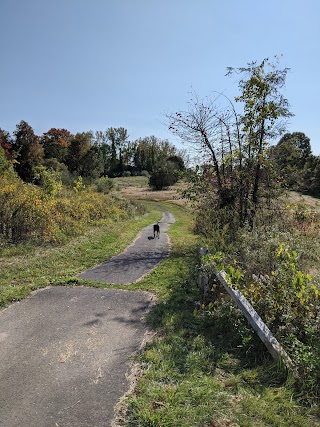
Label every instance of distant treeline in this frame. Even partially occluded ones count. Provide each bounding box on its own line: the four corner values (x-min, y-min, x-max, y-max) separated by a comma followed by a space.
0, 121, 185, 186
0, 121, 319, 195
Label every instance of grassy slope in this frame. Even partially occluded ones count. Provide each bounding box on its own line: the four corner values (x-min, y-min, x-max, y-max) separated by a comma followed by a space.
287, 191, 320, 211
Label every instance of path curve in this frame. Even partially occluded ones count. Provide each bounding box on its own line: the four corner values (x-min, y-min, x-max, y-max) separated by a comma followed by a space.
78, 210, 175, 284
0, 210, 175, 426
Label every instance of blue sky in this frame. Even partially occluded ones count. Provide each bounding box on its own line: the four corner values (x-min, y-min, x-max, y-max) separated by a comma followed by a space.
1, 0, 319, 155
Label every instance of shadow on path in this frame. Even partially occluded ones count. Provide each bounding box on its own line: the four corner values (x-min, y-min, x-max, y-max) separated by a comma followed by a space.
78, 211, 175, 284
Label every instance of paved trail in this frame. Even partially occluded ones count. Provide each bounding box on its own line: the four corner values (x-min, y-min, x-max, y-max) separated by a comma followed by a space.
0, 287, 154, 427
0, 210, 175, 427
78, 211, 175, 284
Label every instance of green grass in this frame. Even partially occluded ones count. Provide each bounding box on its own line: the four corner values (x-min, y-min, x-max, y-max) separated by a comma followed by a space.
123, 297, 320, 425
68, 201, 316, 427
112, 205, 320, 427
0, 204, 162, 306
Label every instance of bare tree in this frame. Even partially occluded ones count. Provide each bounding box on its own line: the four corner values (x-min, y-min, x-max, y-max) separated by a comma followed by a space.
167, 57, 292, 229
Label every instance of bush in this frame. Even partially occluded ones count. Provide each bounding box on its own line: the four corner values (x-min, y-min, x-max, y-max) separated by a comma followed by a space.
32, 165, 63, 197
0, 173, 142, 244
73, 176, 86, 192
0, 177, 56, 242
149, 163, 179, 190
94, 176, 114, 194
201, 202, 320, 402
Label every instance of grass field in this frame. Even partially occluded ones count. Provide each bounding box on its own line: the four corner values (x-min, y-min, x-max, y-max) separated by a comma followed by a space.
112, 176, 150, 188
113, 176, 189, 206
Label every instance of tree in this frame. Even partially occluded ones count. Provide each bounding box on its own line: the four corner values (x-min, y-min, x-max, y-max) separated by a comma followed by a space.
228, 57, 292, 226
310, 158, 320, 195
0, 128, 13, 160
168, 57, 292, 230
12, 121, 43, 182
105, 127, 129, 176
65, 132, 92, 175
93, 130, 113, 176
41, 128, 73, 162
149, 160, 179, 190
299, 154, 320, 195
133, 136, 177, 173
277, 132, 311, 164
167, 154, 185, 172
80, 144, 104, 178
64, 133, 104, 179
133, 136, 157, 172
272, 132, 313, 190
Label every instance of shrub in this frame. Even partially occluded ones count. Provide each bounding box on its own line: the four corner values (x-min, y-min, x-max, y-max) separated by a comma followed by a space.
73, 176, 85, 192
0, 173, 143, 244
32, 165, 63, 197
149, 163, 179, 190
0, 177, 56, 242
94, 176, 114, 194
202, 202, 320, 401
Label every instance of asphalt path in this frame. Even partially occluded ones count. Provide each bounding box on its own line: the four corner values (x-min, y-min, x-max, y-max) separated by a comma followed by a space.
78, 211, 175, 284
0, 287, 154, 427
0, 211, 175, 426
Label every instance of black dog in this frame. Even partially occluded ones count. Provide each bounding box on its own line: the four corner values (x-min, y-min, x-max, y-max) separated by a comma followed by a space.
153, 223, 160, 239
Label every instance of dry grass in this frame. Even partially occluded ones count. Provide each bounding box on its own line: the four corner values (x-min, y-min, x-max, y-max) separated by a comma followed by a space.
287, 191, 320, 211
112, 176, 149, 188
115, 178, 190, 206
